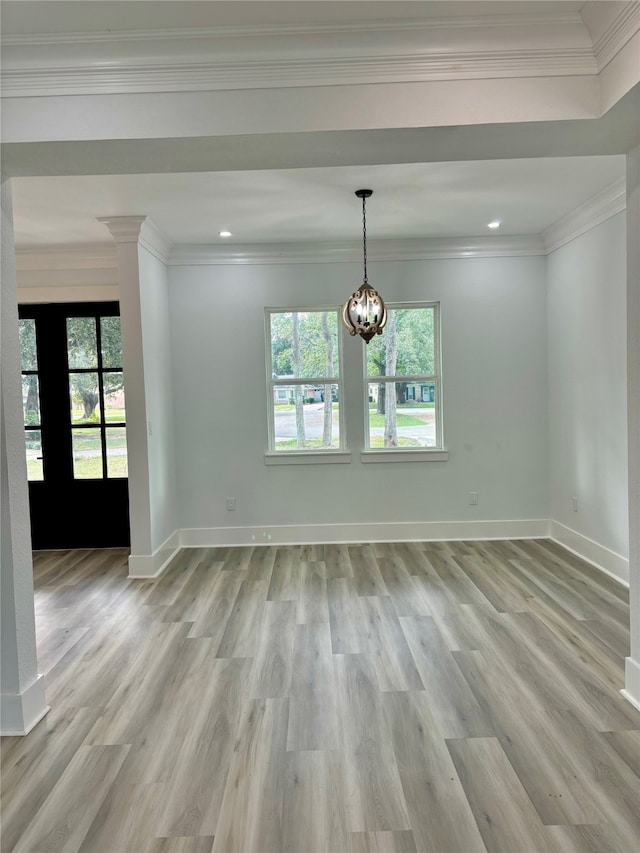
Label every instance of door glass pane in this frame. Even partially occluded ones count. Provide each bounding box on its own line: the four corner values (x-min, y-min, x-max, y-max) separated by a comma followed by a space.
19, 319, 38, 370
103, 373, 125, 422
273, 384, 340, 451
67, 317, 98, 369
72, 428, 103, 479
367, 381, 436, 448
100, 317, 122, 368
25, 430, 44, 481
22, 375, 41, 426
70, 372, 101, 423
106, 427, 128, 478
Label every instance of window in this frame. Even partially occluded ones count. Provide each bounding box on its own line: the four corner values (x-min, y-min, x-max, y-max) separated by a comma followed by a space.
267, 309, 343, 453
365, 303, 442, 451
67, 316, 127, 479
19, 318, 44, 481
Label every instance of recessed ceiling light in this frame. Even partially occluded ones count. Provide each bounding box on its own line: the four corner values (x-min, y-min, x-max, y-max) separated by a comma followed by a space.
219, 230, 232, 237
487, 220, 501, 229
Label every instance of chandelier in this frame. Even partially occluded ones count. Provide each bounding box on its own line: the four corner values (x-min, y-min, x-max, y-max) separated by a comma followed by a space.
341, 189, 387, 343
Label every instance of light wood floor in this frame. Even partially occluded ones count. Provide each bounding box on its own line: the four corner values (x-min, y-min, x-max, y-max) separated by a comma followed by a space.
1, 539, 638, 853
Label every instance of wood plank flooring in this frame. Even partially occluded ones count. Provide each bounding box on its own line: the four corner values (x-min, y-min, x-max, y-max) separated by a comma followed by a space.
1, 539, 638, 853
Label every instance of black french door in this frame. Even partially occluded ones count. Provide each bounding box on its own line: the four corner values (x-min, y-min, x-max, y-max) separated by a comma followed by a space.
18, 302, 130, 550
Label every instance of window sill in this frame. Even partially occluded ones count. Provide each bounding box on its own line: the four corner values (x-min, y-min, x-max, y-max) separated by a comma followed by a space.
265, 451, 352, 465
360, 448, 449, 463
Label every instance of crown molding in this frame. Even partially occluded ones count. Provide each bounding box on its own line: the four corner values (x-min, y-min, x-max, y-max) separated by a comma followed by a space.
0, 13, 584, 47
98, 215, 147, 243
97, 215, 172, 262
1, 47, 597, 98
139, 219, 174, 264
593, 1, 640, 72
0, 8, 595, 99
15, 245, 118, 299
168, 235, 545, 266
542, 177, 626, 253
15, 243, 116, 270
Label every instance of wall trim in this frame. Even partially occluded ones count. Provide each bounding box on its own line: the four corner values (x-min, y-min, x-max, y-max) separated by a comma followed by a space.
0, 8, 593, 99
179, 519, 549, 549
593, 1, 640, 72
15, 244, 117, 270
15, 246, 119, 303
0, 673, 50, 736
128, 530, 181, 578
0, 48, 598, 97
139, 219, 173, 264
168, 235, 545, 266
622, 656, 640, 712
549, 519, 629, 586
98, 216, 172, 264
17, 285, 120, 304
542, 177, 626, 253
127, 521, 629, 594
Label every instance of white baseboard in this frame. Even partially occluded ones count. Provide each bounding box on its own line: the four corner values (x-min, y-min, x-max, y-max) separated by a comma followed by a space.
1, 673, 50, 736
179, 519, 549, 548
548, 520, 629, 586
621, 657, 640, 713
125, 520, 628, 593
124, 519, 546, 580
128, 530, 181, 578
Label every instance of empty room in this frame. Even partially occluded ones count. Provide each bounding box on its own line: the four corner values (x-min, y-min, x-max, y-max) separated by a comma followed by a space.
1, 2, 639, 852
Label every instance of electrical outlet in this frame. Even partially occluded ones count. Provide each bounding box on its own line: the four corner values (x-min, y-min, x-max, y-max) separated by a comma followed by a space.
469, 491, 479, 506
572, 496, 578, 512
226, 497, 236, 511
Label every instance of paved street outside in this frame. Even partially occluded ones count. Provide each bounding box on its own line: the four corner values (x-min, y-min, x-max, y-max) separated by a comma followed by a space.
274, 403, 436, 446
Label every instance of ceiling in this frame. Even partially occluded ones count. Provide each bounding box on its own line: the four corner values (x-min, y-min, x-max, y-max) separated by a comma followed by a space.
4, 1, 633, 252
11, 156, 625, 248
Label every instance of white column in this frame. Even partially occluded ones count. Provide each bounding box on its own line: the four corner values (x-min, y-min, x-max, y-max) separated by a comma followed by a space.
99, 217, 153, 567
1, 176, 49, 734
624, 145, 640, 710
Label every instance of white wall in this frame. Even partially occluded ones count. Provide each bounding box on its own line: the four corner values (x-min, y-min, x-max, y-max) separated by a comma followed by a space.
168, 254, 549, 538
138, 246, 177, 553
547, 212, 629, 571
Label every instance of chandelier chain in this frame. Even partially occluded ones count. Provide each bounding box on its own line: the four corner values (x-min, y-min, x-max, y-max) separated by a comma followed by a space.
362, 194, 368, 284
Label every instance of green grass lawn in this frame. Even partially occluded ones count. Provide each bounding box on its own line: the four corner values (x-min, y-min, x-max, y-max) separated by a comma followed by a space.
368, 436, 423, 448
26, 418, 127, 481
274, 436, 424, 450
71, 430, 126, 452
368, 402, 434, 410
71, 407, 126, 425
275, 438, 340, 450
368, 412, 425, 427
27, 455, 128, 480
74, 455, 128, 478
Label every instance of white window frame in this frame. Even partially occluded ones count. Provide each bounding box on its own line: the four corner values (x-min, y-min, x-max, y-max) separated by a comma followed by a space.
265, 306, 349, 463
361, 301, 447, 462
